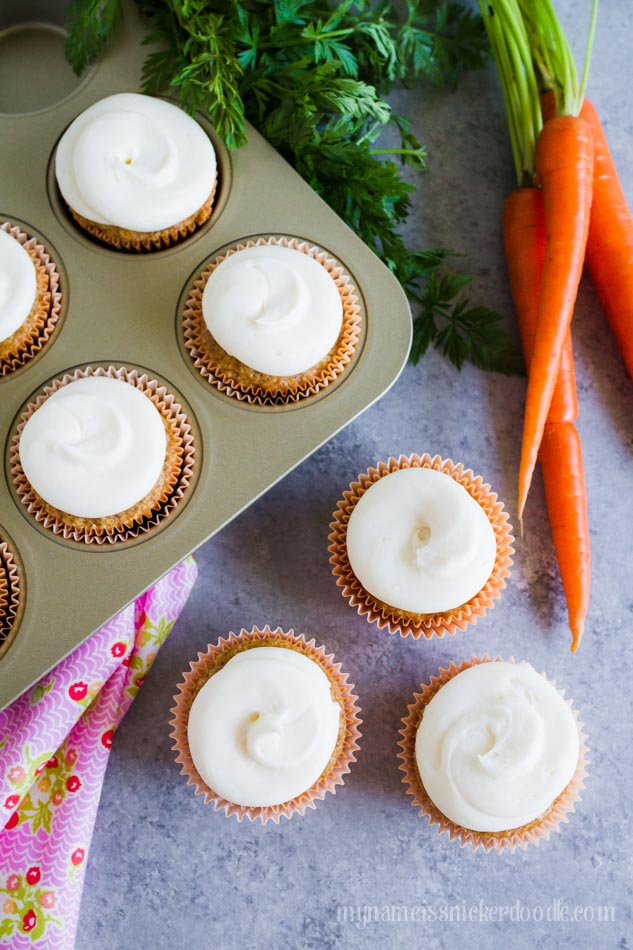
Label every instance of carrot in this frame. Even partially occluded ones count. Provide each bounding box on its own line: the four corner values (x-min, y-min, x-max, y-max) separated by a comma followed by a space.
581, 100, 633, 380
504, 186, 589, 649
517, 114, 594, 521
542, 90, 633, 381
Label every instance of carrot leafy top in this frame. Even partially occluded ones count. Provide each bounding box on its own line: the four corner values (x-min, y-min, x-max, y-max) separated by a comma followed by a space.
518, 0, 599, 118
478, 0, 541, 187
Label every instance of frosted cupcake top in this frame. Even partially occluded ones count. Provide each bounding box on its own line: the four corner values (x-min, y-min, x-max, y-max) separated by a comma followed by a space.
346, 467, 496, 614
0, 229, 37, 343
55, 93, 216, 232
19, 376, 167, 519
201, 244, 344, 376
415, 661, 579, 833
187, 646, 341, 807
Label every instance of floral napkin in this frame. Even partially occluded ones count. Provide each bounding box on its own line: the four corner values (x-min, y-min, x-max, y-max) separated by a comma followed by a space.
0, 557, 197, 949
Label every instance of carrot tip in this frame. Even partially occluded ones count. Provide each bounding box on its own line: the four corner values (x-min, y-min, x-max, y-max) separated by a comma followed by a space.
570, 623, 584, 653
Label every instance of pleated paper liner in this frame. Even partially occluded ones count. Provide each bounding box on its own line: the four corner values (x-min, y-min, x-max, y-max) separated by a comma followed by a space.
0, 539, 21, 655
9, 365, 196, 546
66, 177, 217, 252
0, 222, 63, 378
328, 453, 514, 640
170, 625, 362, 823
182, 236, 362, 406
397, 655, 589, 854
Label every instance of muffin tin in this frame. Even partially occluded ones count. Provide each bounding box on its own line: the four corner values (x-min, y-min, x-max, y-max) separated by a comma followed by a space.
0, 0, 411, 709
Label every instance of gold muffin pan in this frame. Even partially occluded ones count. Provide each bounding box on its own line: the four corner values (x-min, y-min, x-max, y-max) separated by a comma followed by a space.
0, 0, 411, 708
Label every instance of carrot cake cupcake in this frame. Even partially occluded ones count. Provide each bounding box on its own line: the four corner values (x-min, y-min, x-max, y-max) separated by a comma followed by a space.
171, 626, 362, 822
14, 370, 190, 541
0, 225, 61, 375
183, 237, 362, 404
329, 454, 514, 639
399, 657, 587, 852
55, 93, 217, 251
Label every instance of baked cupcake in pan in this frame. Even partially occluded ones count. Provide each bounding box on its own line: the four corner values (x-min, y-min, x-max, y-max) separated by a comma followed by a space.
0, 222, 63, 377
182, 236, 362, 405
171, 626, 362, 823
398, 656, 588, 853
0, 536, 21, 653
55, 93, 217, 252
11, 366, 195, 544
329, 453, 514, 639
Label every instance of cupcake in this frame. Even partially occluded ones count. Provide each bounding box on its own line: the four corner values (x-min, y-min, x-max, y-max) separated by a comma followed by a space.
0, 222, 63, 377
398, 656, 588, 853
10, 366, 195, 544
329, 454, 514, 639
182, 236, 362, 405
55, 93, 217, 251
170, 626, 362, 822
0, 536, 22, 653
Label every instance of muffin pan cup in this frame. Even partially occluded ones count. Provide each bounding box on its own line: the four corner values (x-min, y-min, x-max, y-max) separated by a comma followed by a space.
0, 0, 411, 709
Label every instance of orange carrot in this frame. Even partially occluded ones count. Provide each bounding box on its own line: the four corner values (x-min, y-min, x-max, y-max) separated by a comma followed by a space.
517, 115, 594, 520
542, 91, 633, 381
581, 99, 633, 381
538, 424, 589, 651
504, 186, 590, 649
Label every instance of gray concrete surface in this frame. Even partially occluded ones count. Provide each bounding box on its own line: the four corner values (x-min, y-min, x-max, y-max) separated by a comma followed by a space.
76, 2, 632, 948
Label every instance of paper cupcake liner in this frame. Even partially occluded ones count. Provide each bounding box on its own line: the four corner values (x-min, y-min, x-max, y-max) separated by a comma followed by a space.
0, 222, 63, 377
397, 655, 589, 854
182, 236, 363, 406
67, 178, 217, 253
328, 454, 514, 640
170, 625, 362, 823
0, 539, 22, 651
9, 365, 196, 546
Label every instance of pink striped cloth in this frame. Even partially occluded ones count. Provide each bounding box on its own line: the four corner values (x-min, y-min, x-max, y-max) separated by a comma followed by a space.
0, 557, 197, 948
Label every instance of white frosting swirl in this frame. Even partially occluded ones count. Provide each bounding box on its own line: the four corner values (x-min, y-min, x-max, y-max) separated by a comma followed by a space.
19, 376, 167, 519
187, 646, 341, 807
0, 229, 37, 343
201, 245, 344, 376
346, 467, 496, 614
415, 661, 580, 833
55, 93, 216, 232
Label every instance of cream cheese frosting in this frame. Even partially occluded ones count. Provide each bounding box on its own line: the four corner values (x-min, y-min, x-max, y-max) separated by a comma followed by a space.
0, 229, 37, 343
346, 467, 496, 614
55, 93, 216, 232
415, 661, 580, 833
187, 646, 341, 807
201, 244, 344, 376
19, 376, 167, 519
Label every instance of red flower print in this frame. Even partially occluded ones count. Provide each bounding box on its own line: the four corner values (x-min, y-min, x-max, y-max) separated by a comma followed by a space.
66, 775, 81, 793
6, 874, 20, 892
8, 765, 25, 784
134, 675, 145, 688
34, 763, 45, 776
39, 891, 56, 909
2, 898, 16, 914
111, 641, 127, 658
4, 811, 19, 830
101, 729, 114, 750
52, 791, 64, 807
45, 754, 59, 769
4, 794, 19, 810
65, 747, 78, 766
22, 910, 37, 932
122, 656, 131, 667
71, 847, 85, 866
26, 866, 41, 885
68, 681, 88, 702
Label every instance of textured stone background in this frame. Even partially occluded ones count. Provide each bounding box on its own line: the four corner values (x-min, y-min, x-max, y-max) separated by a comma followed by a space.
77, 2, 632, 948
